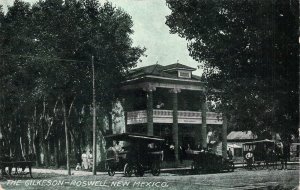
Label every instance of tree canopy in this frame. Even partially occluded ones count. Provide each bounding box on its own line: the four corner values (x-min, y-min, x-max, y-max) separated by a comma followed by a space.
0, 0, 144, 166
166, 0, 299, 139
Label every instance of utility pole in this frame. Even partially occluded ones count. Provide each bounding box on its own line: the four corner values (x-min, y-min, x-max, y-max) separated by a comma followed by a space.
92, 55, 97, 175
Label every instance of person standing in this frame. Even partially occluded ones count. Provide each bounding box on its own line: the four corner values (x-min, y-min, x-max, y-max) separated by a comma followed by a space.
187, 144, 191, 151
113, 141, 122, 152
282, 142, 290, 170
245, 148, 254, 170
75, 150, 82, 170
169, 143, 175, 161
179, 146, 183, 164
81, 151, 88, 170
196, 143, 202, 151
227, 148, 233, 160
88, 150, 93, 170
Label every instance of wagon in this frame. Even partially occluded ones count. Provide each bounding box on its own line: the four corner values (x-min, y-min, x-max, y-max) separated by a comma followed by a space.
186, 150, 234, 173
243, 140, 279, 170
105, 133, 164, 177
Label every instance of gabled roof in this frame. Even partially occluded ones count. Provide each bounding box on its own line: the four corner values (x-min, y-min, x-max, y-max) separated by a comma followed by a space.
227, 131, 257, 141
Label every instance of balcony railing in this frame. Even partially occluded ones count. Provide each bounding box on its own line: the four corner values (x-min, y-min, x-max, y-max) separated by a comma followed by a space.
127, 109, 222, 125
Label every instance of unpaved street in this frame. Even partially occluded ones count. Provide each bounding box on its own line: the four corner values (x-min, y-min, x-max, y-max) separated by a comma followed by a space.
1, 168, 299, 190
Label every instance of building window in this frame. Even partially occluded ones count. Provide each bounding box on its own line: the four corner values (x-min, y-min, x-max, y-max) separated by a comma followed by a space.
178, 70, 191, 78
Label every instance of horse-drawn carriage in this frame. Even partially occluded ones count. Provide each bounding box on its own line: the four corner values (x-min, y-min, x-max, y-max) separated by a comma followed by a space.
186, 150, 234, 173
243, 140, 281, 170
105, 133, 164, 177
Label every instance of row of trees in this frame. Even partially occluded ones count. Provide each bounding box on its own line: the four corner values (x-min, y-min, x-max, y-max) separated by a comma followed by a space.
166, 0, 299, 141
0, 0, 144, 168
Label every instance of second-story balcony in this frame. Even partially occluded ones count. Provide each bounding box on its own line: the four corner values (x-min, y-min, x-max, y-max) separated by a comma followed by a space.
127, 109, 222, 125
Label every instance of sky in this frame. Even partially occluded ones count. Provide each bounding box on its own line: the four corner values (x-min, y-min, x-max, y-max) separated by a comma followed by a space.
1, 0, 202, 75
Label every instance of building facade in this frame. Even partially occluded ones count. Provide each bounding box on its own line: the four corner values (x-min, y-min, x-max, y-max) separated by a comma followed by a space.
120, 63, 226, 160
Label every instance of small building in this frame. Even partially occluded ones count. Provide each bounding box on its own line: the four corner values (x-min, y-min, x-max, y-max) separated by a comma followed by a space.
119, 63, 227, 161
227, 131, 257, 158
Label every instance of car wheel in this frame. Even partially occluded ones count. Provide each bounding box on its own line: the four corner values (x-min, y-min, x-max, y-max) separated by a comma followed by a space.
151, 162, 160, 176
108, 167, 115, 176
124, 163, 133, 177
230, 162, 235, 172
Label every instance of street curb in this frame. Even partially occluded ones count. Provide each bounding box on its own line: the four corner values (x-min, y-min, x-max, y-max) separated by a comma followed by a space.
160, 162, 299, 170
30, 162, 299, 175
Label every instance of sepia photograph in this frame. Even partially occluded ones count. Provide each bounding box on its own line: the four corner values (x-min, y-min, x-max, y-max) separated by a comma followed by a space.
0, 0, 299, 189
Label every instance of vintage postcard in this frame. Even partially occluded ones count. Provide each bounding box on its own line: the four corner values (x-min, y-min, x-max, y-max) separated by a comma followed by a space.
0, 0, 299, 189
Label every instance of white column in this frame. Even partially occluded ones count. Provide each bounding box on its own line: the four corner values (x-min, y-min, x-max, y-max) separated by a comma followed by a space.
169, 88, 181, 161
143, 83, 156, 136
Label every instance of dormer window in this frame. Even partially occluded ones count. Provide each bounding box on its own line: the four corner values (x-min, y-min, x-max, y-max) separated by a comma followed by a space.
178, 70, 191, 78
158, 63, 195, 79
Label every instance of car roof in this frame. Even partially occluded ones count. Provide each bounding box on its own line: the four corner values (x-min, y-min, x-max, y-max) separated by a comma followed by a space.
104, 133, 165, 143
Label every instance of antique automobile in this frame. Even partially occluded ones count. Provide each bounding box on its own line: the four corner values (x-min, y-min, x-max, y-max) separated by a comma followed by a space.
186, 149, 234, 173
243, 139, 279, 170
105, 133, 164, 177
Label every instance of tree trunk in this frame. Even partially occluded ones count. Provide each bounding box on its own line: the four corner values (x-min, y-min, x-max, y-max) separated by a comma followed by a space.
40, 124, 45, 165
32, 106, 40, 166
54, 138, 59, 168
44, 139, 50, 167
59, 135, 62, 167
108, 111, 112, 135
99, 133, 105, 162
62, 100, 71, 175
34, 134, 40, 166
19, 136, 24, 158
107, 102, 113, 134
222, 114, 228, 159
54, 125, 60, 168
0, 124, 3, 157
40, 99, 47, 165
27, 123, 33, 154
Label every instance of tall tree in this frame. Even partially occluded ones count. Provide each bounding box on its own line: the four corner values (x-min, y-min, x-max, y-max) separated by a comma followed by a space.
0, 0, 38, 158
0, 0, 144, 172
166, 0, 299, 139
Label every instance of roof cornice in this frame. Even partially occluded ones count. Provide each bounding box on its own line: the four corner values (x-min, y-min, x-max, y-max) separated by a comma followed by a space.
162, 68, 196, 72
123, 75, 203, 84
